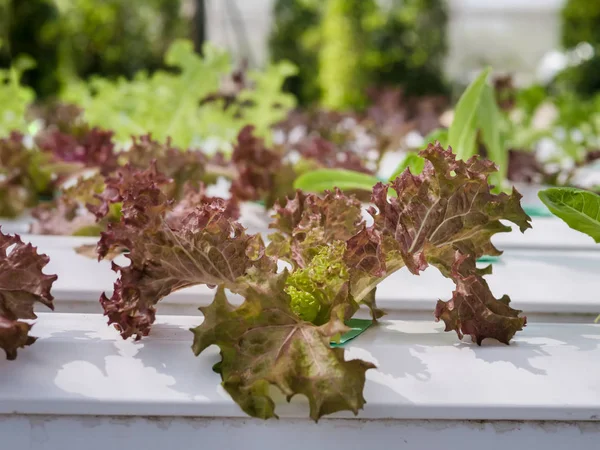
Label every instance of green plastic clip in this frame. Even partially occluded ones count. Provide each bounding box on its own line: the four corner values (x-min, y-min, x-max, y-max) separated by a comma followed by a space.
330, 318, 373, 347
522, 204, 553, 217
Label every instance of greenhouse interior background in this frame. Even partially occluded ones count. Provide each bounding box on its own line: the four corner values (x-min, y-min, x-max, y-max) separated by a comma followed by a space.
3, 1, 600, 448
3, 0, 597, 101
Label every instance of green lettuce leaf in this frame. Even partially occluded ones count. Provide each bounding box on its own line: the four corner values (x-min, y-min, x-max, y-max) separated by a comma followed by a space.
285, 241, 355, 324
294, 168, 381, 194
237, 61, 298, 141
538, 187, 600, 242
61, 40, 297, 147
448, 68, 491, 160
0, 57, 35, 136
388, 152, 425, 180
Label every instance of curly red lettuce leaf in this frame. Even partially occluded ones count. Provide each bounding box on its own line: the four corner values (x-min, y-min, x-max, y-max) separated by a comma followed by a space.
435, 253, 527, 345
346, 142, 531, 302
267, 188, 384, 321
38, 127, 119, 176
292, 136, 374, 174
30, 174, 106, 236
268, 188, 364, 267
166, 182, 240, 227
0, 133, 46, 218
365, 88, 446, 137
124, 134, 208, 199
0, 230, 56, 360
99, 165, 374, 420
31, 160, 236, 239
88, 162, 170, 222
191, 275, 374, 421
277, 109, 369, 154
97, 161, 374, 420
98, 171, 273, 339
30, 163, 166, 237
93, 162, 238, 229
231, 125, 296, 208
277, 110, 380, 173
30, 102, 86, 134
277, 95, 445, 174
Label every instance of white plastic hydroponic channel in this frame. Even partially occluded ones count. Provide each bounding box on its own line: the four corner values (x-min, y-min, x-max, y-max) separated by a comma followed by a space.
0, 313, 598, 450
17, 231, 600, 322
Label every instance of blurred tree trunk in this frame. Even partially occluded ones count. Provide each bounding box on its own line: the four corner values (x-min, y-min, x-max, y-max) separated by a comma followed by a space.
193, 0, 206, 53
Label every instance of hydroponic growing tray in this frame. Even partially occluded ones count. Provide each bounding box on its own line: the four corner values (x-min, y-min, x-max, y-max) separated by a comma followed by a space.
1, 313, 598, 450
20, 233, 600, 321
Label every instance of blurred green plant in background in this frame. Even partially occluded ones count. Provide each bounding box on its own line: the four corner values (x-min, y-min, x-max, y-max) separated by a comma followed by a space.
53, 0, 187, 81
0, 0, 61, 97
61, 40, 297, 148
559, 0, 600, 96
269, 0, 321, 105
2, 0, 449, 113
367, 0, 448, 97
269, 0, 448, 108
319, 0, 376, 110
0, 56, 36, 136
0, 0, 188, 97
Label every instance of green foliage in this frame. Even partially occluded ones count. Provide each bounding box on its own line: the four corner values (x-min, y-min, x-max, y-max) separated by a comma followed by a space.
238, 61, 299, 139
285, 242, 349, 324
389, 152, 425, 180
318, 0, 376, 109
0, 0, 187, 97
562, 0, 600, 50
478, 84, 507, 189
423, 128, 448, 147
269, 0, 321, 104
269, 0, 448, 106
0, 0, 62, 97
294, 168, 381, 193
442, 68, 509, 190
550, 92, 600, 162
560, 0, 600, 95
539, 187, 600, 243
61, 40, 297, 148
52, 0, 188, 83
512, 88, 600, 165
448, 68, 490, 160
540, 187, 600, 322
366, 0, 448, 96
515, 84, 548, 118
0, 56, 36, 136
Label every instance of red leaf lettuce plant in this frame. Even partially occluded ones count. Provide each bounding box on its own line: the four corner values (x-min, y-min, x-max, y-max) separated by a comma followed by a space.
97, 143, 531, 420
0, 229, 57, 360
31, 134, 237, 237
